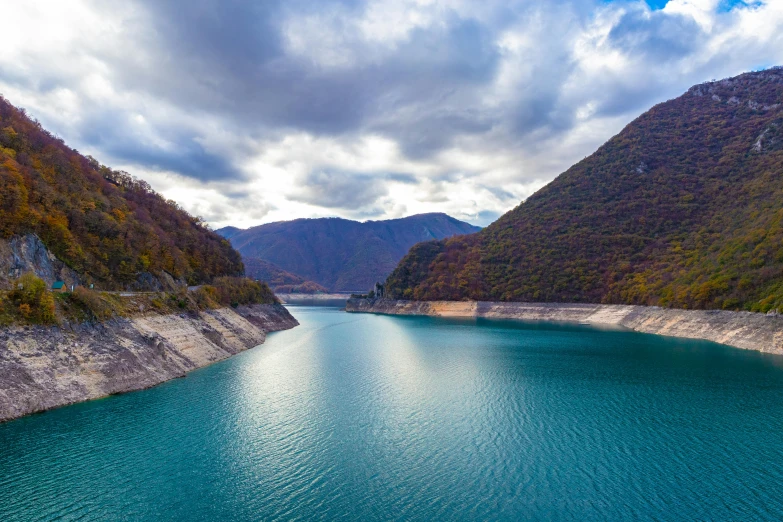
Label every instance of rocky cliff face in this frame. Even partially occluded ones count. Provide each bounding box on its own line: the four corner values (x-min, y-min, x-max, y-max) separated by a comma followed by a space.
0, 304, 298, 422
0, 233, 186, 292
346, 299, 783, 355
0, 234, 82, 289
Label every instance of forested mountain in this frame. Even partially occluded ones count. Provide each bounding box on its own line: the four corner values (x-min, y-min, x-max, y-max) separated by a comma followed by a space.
0, 96, 243, 289
387, 68, 783, 312
242, 257, 328, 293
218, 214, 480, 291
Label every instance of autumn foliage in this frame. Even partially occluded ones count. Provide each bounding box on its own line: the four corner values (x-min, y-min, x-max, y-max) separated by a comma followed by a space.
69, 286, 115, 321
387, 68, 783, 312
5, 273, 56, 324
0, 97, 243, 289
194, 277, 278, 308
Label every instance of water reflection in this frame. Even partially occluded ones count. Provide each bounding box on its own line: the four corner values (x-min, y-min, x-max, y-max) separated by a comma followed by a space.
2, 306, 783, 521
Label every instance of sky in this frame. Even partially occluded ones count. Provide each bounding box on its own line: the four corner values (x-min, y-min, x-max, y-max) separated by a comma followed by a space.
0, 0, 781, 228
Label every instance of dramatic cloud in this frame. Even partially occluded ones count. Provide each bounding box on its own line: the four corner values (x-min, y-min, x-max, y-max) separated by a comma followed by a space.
0, 0, 781, 227
290, 170, 390, 209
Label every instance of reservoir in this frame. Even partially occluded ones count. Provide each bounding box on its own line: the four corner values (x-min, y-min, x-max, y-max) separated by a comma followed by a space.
2, 306, 783, 520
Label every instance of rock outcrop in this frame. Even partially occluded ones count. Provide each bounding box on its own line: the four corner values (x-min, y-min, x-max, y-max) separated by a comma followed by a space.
346, 299, 783, 354
0, 234, 81, 289
0, 233, 186, 292
0, 304, 298, 422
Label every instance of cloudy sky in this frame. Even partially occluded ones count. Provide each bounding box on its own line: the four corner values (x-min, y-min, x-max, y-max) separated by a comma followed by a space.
1, 0, 781, 228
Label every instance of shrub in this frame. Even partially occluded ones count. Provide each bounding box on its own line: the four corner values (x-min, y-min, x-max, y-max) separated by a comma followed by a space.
0, 295, 10, 326
8, 273, 56, 324
210, 277, 278, 307
193, 285, 220, 309
70, 286, 115, 321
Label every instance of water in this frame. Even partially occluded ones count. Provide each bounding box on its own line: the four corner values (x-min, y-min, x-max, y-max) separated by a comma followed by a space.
3, 307, 783, 521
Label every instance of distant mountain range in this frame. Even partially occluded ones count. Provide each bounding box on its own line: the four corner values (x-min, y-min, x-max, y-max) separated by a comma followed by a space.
387, 67, 783, 313
218, 213, 481, 292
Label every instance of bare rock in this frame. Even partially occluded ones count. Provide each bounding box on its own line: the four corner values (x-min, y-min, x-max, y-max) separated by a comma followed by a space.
347, 298, 783, 355
0, 304, 298, 423
0, 234, 81, 289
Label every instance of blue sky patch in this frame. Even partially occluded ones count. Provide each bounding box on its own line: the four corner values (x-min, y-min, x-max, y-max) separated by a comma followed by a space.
643, 0, 751, 11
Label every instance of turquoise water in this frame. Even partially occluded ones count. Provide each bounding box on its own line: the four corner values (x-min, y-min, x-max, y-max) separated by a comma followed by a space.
3, 307, 783, 521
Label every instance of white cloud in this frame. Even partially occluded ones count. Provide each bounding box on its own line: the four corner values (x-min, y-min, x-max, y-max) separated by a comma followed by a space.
1, 0, 782, 229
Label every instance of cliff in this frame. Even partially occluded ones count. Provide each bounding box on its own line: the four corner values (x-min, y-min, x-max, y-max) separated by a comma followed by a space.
0, 304, 298, 422
0, 234, 82, 290
346, 299, 783, 355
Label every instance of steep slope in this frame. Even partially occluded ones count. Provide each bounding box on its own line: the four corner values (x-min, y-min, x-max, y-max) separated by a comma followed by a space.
243, 258, 308, 287
387, 67, 783, 312
218, 213, 481, 291
0, 303, 298, 422
242, 257, 328, 293
0, 96, 243, 290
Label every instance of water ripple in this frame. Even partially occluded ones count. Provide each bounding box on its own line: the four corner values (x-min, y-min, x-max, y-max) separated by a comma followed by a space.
2, 306, 783, 520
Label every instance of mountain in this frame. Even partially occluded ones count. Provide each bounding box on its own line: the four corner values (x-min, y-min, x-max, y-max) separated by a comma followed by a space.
387, 67, 783, 313
242, 257, 328, 293
243, 258, 308, 287
217, 213, 481, 291
215, 226, 243, 240
0, 96, 243, 290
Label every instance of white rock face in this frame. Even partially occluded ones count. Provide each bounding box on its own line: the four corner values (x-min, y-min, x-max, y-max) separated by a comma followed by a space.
346, 299, 783, 355
0, 304, 298, 422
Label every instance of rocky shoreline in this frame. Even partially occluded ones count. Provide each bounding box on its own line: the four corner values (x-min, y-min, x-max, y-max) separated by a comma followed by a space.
0, 304, 298, 423
346, 298, 783, 355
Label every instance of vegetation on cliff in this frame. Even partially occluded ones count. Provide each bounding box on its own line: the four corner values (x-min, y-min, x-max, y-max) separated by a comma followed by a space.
0, 96, 243, 289
0, 274, 278, 326
387, 68, 783, 312
192, 277, 278, 309
0, 273, 57, 324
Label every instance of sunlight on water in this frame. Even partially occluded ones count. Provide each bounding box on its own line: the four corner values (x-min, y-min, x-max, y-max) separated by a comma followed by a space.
2, 306, 783, 521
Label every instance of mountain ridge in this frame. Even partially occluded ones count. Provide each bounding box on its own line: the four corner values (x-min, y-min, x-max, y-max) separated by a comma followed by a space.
386, 67, 783, 312
218, 213, 481, 291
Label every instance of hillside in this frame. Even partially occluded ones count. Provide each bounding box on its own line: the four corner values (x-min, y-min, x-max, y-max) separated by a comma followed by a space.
218, 213, 481, 291
387, 67, 783, 313
242, 257, 328, 293
0, 96, 243, 290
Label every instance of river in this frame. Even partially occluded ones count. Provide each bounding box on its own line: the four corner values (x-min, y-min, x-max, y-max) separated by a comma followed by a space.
2, 305, 783, 520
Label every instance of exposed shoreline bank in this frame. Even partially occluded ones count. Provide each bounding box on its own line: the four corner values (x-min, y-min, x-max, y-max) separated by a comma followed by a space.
0, 304, 298, 423
346, 298, 783, 355
276, 293, 351, 304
